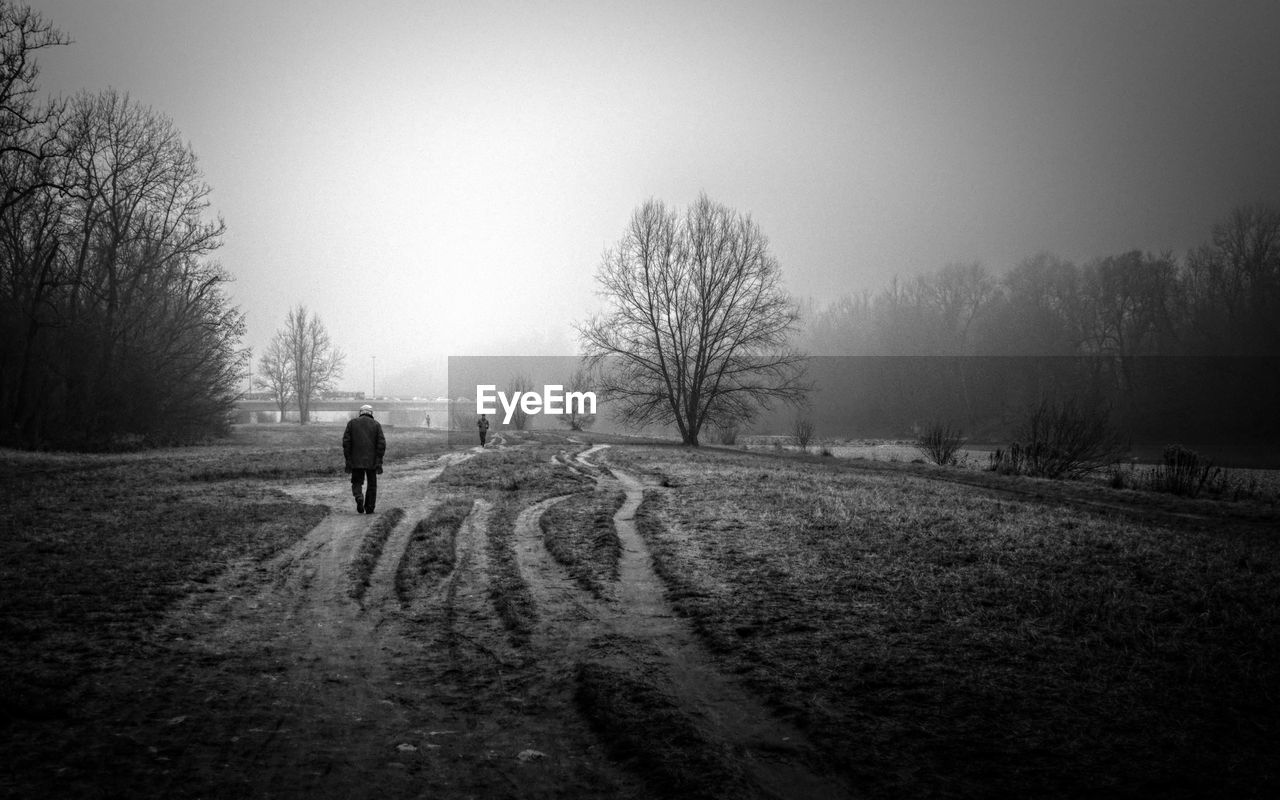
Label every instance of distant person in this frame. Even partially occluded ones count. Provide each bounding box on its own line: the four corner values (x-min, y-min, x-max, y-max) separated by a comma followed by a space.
477, 413, 490, 447
343, 404, 386, 514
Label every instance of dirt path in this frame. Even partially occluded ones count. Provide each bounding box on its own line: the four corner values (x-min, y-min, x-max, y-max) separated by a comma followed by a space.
72, 442, 648, 799
121, 451, 474, 798
64, 441, 853, 798
511, 445, 853, 799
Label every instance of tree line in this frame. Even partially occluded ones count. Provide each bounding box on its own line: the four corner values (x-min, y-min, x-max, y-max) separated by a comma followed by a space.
795, 205, 1280, 442
0, 3, 245, 449
801, 204, 1279, 359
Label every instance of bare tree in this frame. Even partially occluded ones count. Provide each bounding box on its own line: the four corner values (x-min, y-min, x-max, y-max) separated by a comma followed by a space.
2, 83, 245, 448
579, 194, 806, 446
928, 262, 998, 354
0, 2, 68, 445
557, 364, 596, 431
278, 305, 344, 424
1079, 251, 1180, 359
1185, 204, 1280, 354
256, 331, 293, 420
792, 415, 815, 450
61, 91, 229, 434
915, 421, 965, 466
0, 1, 70, 216
997, 398, 1127, 479
506, 372, 533, 431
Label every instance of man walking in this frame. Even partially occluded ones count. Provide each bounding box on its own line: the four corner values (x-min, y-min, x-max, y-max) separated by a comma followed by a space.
477, 413, 490, 447
343, 404, 386, 514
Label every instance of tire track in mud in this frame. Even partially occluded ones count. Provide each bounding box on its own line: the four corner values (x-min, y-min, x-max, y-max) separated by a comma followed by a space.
513, 444, 854, 799
437, 498, 517, 668
394, 450, 652, 799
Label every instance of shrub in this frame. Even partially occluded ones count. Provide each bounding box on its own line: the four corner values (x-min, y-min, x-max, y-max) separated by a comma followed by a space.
1147, 445, 1222, 498
792, 416, 815, 450
1107, 463, 1131, 489
995, 398, 1126, 479
713, 421, 740, 445
915, 422, 965, 466
988, 446, 1017, 474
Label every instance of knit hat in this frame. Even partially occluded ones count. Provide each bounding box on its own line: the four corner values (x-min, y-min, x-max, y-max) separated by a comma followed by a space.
359, 404, 373, 416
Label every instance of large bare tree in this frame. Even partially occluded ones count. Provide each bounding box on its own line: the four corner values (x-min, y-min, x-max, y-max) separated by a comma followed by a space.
278, 304, 344, 424
579, 194, 806, 446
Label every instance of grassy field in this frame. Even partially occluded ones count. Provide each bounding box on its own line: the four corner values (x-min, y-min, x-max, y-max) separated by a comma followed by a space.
3, 425, 1277, 797
609, 444, 1280, 798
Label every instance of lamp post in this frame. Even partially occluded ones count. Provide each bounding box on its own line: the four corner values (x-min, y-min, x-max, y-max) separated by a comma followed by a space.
371, 355, 376, 399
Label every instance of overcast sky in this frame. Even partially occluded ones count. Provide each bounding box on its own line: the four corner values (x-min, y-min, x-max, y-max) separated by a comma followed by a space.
28, 0, 1280, 395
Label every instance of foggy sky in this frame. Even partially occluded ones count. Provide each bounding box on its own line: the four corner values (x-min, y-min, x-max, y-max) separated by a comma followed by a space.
28, 0, 1280, 396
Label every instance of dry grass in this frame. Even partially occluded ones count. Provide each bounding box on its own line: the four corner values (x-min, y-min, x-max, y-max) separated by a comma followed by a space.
0, 432, 335, 727
435, 445, 590, 495
0, 424, 452, 483
619, 445, 1280, 798
741, 442, 1280, 527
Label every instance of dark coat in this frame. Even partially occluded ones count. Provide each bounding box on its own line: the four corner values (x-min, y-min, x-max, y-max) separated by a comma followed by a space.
343, 414, 386, 470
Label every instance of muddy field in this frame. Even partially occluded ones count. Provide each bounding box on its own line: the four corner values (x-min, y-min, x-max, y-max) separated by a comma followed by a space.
2, 427, 1278, 798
